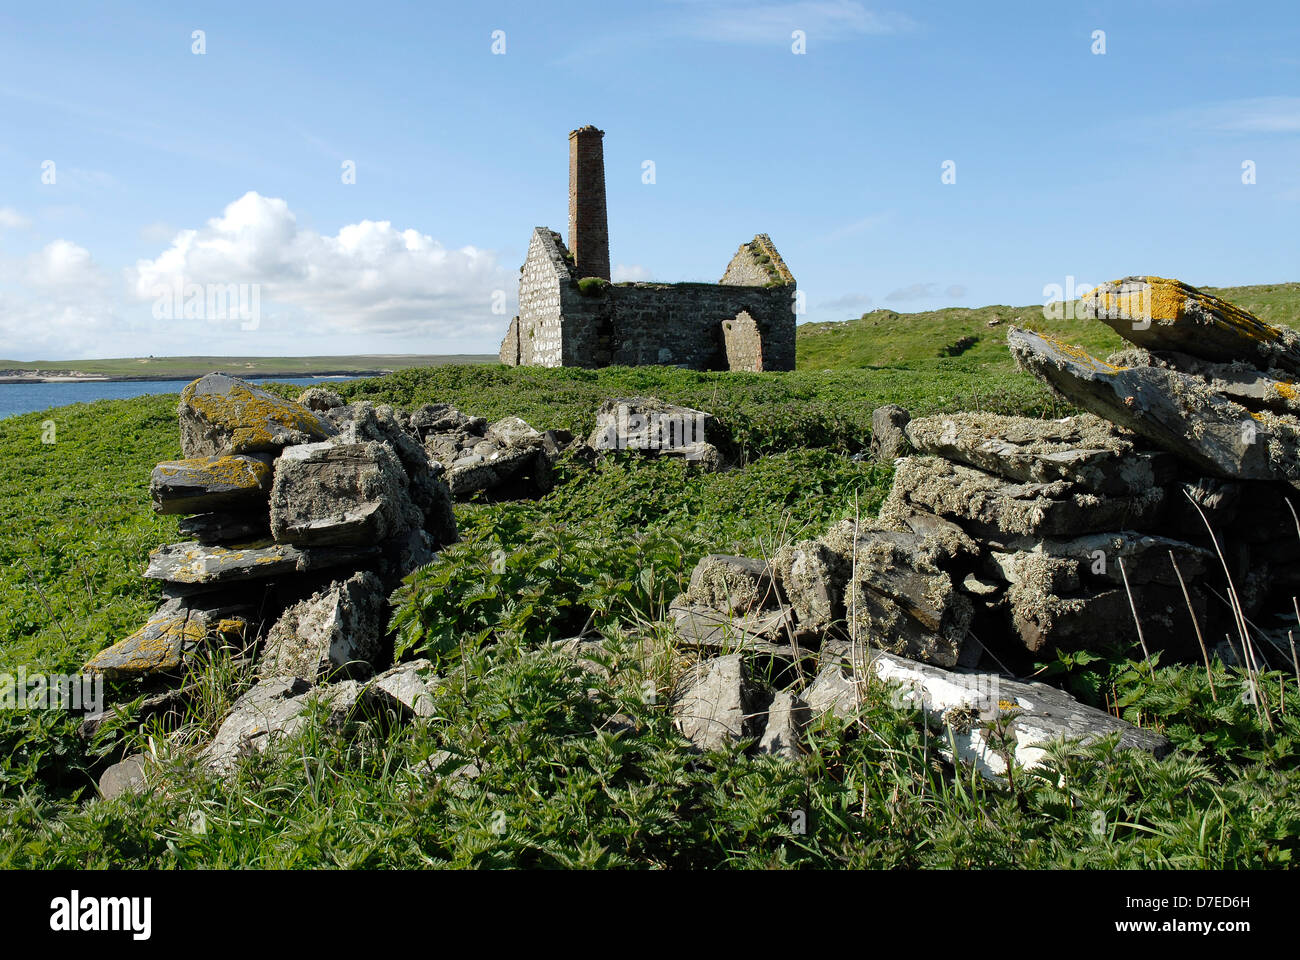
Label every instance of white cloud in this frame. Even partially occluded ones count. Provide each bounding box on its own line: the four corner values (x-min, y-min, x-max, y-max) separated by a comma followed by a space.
1181, 96, 1300, 134
886, 282, 936, 301
0, 241, 118, 356
817, 292, 872, 311
612, 263, 650, 281
0, 207, 31, 229
129, 191, 512, 338
678, 1, 915, 45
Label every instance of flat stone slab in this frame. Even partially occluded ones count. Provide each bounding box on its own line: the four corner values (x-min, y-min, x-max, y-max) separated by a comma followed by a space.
1082, 276, 1300, 375
364, 659, 439, 719
1009, 327, 1300, 489
905, 412, 1170, 494
807, 645, 1170, 781
885, 455, 1166, 540
179, 373, 336, 458
84, 598, 251, 677
588, 397, 722, 457
143, 539, 378, 586
670, 603, 799, 656
1108, 348, 1300, 416
150, 454, 272, 515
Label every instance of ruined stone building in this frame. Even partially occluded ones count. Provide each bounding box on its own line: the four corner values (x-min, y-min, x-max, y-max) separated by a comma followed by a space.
498, 126, 797, 371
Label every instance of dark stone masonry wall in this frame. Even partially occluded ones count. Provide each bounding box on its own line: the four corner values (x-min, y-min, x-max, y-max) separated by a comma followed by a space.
559, 282, 795, 371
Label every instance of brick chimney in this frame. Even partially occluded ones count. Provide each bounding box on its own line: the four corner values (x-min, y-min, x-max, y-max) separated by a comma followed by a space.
568, 125, 610, 281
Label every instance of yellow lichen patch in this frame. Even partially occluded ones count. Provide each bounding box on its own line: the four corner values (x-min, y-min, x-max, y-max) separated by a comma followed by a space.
1089, 276, 1280, 342
1275, 381, 1297, 401
1038, 333, 1124, 374
181, 376, 332, 452
156, 455, 270, 489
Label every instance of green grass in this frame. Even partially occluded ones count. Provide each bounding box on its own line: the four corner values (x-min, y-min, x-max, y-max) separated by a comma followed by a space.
2, 290, 1299, 868
795, 282, 1300, 372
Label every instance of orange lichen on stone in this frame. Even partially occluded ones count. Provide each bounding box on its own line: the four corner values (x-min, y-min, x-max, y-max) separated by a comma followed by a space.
181, 376, 333, 453
1039, 333, 1125, 373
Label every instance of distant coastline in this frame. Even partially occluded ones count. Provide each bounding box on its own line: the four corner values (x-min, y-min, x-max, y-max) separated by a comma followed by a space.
0, 354, 497, 385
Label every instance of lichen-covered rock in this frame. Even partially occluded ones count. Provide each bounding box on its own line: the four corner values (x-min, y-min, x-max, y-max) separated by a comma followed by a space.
258, 571, 386, 682
683, 554, 776, 615
1082, 276, 1300, 375
296, 387, 345, 412
884, 455, 1166, 539
840, 531, 974, 667
904, 412, 1170, 495
670, 603, 797, 656
1108, 348, 1300, 416
84, 598, 251, 677
671, 654, 763, 752
772, 538, 845, 636
269, 441, 423, 547
178, 373, 336, 457
588, 397, 724, 459
144, 539, 379, 586
149, 454, 272, 515
1009, 327, 1300, 490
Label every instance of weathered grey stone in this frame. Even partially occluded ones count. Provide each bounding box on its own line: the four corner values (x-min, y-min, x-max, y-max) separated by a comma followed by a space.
808, 647, 1170, 780
143, 539, 379, 586
487, 415, 542, 447
588, 397, 719, 454
772, 538, 845, 636
672, 654, 763, 751
258, 571, 386, 682
871, 404, 911, 462
904, 412, 1170, 495
178, 373, 336, 458
670, 603, 797, 656
203, 677, 363, 774
408, 403, 486, 439
1082, 276, 1300, 375
756, 690, 808, 759
296, 387, 345, 411
365, 659, 439, 719
883, 455, 1166, 540
84, 598, 251, 678
149, 454, 272, 515
177, 510, 270, 544
1009, 327, 1300, 490
684, 554, 776, 615
270, 441, 422, 547
99, 754, 148, 800
1108, 348, 1300, 416
840, 530, 974, 667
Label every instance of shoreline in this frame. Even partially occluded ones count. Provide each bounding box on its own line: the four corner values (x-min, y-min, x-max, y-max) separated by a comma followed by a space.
0, 369, 393, 385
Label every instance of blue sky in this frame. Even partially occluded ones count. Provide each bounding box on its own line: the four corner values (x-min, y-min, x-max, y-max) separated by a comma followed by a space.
0, 0, 1297, 359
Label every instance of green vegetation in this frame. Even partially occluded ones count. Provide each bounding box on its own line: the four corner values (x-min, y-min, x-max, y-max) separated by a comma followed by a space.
795, 282, 1300, 372
576, 277, 611, 297
2, 283, 1299, 867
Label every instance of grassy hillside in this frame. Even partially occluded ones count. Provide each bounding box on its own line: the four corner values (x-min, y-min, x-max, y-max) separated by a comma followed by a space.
1, 357, 1297, 868
796, 282, 1300, 371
